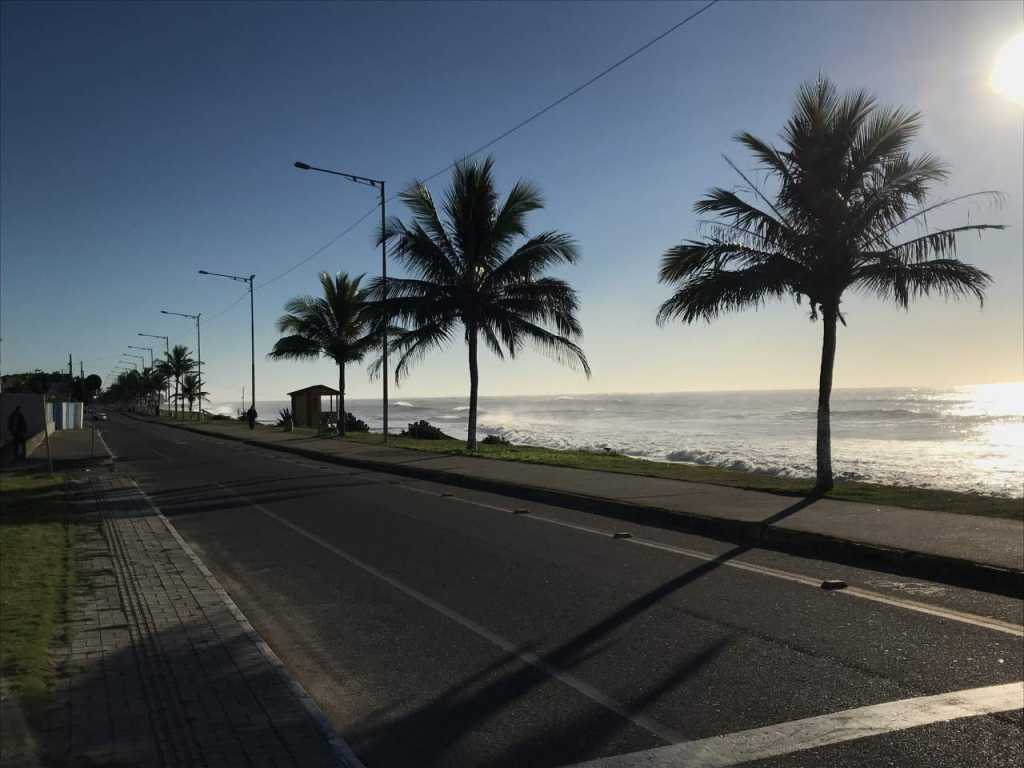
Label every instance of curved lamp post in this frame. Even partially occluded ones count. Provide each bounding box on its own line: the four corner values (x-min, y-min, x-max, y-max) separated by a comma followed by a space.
161, 310, 203, 421
199, 270, 256, 428
139, 333, 170, 415
294, 160, 389, 443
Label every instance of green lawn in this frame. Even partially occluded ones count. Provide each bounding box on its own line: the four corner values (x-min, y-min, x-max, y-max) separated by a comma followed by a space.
157, 416, 1023, 520
0, 472, 74, 703
343, 432, 1023, 520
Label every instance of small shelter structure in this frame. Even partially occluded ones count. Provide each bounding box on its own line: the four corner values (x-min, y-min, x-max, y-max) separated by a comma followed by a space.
287, 385, 340, 429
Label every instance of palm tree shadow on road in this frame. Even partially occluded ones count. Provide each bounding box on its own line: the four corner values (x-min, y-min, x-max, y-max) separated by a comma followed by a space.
339, 498, 823, 767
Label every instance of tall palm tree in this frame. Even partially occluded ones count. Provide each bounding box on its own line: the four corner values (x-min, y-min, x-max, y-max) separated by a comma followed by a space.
268, 272, 381, 437
656, 77, 1003, 491
374, 156, 590, 449
140, 367, 167, 416
154, 360, 174, 417
179, 373, 207, 418
163, 345, 194, 420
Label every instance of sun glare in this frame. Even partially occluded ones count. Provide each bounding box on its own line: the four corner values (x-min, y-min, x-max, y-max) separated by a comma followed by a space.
991, 30, 1024, 104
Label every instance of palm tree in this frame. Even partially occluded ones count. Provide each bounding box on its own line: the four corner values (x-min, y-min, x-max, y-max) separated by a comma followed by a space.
162, 345, 194, 420
656, 77, 1003, 491
374, 156, 590, 449
179, 373, 207, 418
140, 367, 167, 416
154, 360, 174, 417
267, 272, 381, 437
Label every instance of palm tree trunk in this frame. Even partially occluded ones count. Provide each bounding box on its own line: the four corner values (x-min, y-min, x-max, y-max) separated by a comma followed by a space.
815, 307, 838, 492
174, 379, 180, 419
338, 364, 346, 438
467, 327, 479, 450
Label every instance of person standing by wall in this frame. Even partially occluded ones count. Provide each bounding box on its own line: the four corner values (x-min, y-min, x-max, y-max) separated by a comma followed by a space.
7, 404, 28, 460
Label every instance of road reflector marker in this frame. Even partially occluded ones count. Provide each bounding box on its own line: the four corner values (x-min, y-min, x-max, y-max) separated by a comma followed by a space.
612, 532, 632, 539
218, 482, 683, 745
820, 579, 847, 590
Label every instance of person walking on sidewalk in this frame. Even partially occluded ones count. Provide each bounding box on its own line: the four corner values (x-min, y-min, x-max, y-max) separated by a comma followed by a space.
7, 405, 28, 460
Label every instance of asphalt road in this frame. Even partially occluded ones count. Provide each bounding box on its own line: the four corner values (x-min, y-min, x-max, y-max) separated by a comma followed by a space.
100, 415, 1024, 768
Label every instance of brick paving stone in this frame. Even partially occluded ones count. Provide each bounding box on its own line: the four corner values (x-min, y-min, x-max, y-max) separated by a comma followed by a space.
53, 474, 352, 767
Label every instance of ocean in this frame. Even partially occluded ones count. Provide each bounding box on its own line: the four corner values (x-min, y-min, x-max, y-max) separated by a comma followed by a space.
210, 383, 1024, 497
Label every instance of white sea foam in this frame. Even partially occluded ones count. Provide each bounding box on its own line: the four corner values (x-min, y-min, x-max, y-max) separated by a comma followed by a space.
226, 384, 1024, 496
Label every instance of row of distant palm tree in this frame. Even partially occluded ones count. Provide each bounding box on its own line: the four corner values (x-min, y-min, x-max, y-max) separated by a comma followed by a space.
156, 344, 198, 418
107, 344, 207, 418
269, 77, 1003, 491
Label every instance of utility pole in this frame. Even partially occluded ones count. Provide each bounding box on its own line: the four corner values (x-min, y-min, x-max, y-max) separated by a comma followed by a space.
68, 353, 73, 379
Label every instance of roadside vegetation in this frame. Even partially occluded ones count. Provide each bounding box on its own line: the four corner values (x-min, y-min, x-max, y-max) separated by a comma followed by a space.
343, 432, 1022, 520
166, 416, 1020, 520
0, 473, 75, 707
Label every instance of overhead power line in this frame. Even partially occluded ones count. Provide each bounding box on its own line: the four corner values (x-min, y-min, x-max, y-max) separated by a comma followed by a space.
418, 0, 720, 186
238, 0, 721, 300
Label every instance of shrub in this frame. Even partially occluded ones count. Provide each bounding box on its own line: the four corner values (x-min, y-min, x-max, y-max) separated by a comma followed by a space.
345, 412, 370, 433
276, 408, 292, 427
481, 434, 511, 446
400, 420, 451, 440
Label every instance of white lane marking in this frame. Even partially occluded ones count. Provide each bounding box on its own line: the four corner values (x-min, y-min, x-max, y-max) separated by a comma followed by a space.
390, 485, 1024, 638
214, 482, 684, 745
567, 681, 1024, 768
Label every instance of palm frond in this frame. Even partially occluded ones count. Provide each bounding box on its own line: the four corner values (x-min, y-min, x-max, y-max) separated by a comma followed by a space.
657, 262, 794, 325
386, 322, 456, 383
854, 258, 992, 308
487, 231, 579, 287
868, 224, 1006, 264
267, 334, 321, 361
490, 179, 543, 255
487, 313, 591, 376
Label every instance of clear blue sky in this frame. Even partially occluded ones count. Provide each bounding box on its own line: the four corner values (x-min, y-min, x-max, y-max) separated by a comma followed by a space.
2, 0, 1021, 403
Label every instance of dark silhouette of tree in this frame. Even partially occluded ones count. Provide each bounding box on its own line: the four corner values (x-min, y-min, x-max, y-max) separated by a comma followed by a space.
657, 77, 1003, 491
268, 272, 381, 437
179, 373, 207, 417
373, 156, 590, 449
162, 345, 194, 420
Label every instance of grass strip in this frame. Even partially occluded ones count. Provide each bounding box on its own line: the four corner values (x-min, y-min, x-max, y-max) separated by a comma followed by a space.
0, 472, 72, 702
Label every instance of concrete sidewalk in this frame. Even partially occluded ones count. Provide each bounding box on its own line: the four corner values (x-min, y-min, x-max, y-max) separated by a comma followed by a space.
23, 426, 112, 468
53, 473, 357, 767
141, 417, 1023, 592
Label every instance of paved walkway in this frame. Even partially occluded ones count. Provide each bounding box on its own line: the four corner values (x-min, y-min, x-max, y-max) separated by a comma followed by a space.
55, 473, 354, 767
148, 419, 1022, 575
24, 427, 111, 468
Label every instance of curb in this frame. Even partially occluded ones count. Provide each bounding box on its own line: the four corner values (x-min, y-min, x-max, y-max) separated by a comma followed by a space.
131, 415, 1023, 598
128, 476, 365, 768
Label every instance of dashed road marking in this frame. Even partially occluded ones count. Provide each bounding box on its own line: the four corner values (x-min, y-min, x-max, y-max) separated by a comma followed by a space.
391, 484, 1024, 638
215, 482, 685, 746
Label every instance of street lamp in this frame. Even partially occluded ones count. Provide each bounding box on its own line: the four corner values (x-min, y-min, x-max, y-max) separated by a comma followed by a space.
161, 310, 203, 421
199, 269, 256, 429
128, 345, 154, 367
139, 333, 170, 417
125, 353, 146, 369
118, 358, 139, 371
294, 159, 390, 443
